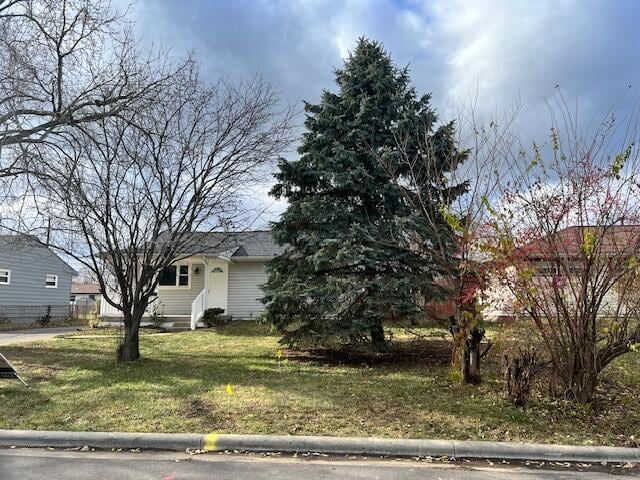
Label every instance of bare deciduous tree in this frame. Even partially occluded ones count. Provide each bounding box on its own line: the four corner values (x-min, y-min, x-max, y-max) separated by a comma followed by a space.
0, 0, 173, 179
376, 102, 520, 383
31, 64, 294, 362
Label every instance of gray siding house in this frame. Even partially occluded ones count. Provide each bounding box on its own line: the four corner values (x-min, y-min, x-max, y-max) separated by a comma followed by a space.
100, 230, 284, 329
0, 235, 77, 324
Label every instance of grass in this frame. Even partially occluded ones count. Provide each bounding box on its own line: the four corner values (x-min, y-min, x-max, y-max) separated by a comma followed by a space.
0, 322, 638, 446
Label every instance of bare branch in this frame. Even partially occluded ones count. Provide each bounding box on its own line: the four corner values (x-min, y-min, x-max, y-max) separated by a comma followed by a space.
27, 62, 294, 361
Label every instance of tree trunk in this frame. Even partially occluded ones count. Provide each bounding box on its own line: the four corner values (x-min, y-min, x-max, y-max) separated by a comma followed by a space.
118, 312, 141, 362
460, 327, 484, 384
503, 349, 537, 407
569, 367, 597, 403
370, 322, 386, 349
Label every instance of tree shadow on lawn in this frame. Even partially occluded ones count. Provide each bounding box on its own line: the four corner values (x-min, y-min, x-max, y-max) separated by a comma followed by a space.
200, 322, 276, 338
1, 338, 488, 412
4, 343, 627, 443
1, 343, 514, 424
287, 338, 454, 368
2, 334, 638, 445
4, 332, 457, 370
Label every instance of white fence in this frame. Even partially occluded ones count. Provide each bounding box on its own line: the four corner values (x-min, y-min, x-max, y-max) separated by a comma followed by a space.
99, 300, 123, 317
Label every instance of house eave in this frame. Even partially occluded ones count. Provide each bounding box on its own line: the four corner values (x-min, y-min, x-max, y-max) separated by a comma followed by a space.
230, 255, 275, 263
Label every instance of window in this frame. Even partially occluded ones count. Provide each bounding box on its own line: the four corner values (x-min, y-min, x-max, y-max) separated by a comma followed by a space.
0, 269, 10, 285
567, 263, 583, 275
158, 265, 189, 287
535, 262, 558, 276
45, 274, 58, 288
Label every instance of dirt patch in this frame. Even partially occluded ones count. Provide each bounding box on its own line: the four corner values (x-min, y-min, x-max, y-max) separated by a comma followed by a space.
286, 338, 454, 367
22, 365, 66, 382
185, 398, 216, 418
184, 398, 237, 430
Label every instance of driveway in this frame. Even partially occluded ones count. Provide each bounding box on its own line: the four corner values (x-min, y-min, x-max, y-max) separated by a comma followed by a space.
0, 327, 80, 346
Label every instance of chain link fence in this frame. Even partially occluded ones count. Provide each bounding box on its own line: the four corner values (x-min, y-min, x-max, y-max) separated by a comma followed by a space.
0, 304, 95, 327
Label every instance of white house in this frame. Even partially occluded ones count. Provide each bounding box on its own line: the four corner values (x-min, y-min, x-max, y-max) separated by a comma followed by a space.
99, 230, 284, 330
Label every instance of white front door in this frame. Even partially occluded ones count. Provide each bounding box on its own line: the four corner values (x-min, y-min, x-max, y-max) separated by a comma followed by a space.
206, 258, 229, 313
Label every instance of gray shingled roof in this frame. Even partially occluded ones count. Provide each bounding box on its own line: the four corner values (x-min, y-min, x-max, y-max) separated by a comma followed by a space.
71, 282, 101, 294
0, 234, 78, 274
175, 230, 285, 258
0, 234, 40, 247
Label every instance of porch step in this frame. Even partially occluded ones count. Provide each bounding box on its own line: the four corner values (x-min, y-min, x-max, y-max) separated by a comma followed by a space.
98, 316, 194, 331
170, 321, 192, 331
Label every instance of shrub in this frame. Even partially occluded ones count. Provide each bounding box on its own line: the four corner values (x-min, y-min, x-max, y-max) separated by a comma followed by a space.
88, 300, 101, 328
38, 306, 52, 327
503, 348, 539, 408
148, 302, 164, 329
202, 308, 226, 327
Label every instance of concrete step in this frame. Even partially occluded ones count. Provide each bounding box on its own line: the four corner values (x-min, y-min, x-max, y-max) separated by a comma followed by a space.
99, 316, 198, 332
167, 319, 193, 332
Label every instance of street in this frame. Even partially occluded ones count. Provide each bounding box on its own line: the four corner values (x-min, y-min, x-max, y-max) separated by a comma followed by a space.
0, 448, 635, 480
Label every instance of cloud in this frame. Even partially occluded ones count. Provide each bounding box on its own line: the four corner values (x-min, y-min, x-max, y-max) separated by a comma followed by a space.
127, 0, 441, 103
429, 1, 639, 130
128, 0, 639, 122
122, 0, 640, 217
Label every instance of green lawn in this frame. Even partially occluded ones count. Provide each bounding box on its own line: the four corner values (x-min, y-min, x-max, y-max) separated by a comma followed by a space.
0, 322, 638, 446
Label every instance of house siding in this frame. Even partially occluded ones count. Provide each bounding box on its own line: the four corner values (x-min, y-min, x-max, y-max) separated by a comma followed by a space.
227, 261, 268, 320
154, 262, 204, 316
0, 244, 74, 307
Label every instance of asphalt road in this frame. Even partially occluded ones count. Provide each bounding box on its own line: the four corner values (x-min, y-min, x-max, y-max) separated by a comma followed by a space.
0, 327, 79, 346
0, 449, 635, 480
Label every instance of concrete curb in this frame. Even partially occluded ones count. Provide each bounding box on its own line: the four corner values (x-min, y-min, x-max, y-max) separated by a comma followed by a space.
0, 430, 200, 452
0, 430, 638, 463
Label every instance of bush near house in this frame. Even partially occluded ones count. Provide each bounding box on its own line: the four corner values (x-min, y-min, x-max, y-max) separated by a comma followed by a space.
202, 308, 227, 327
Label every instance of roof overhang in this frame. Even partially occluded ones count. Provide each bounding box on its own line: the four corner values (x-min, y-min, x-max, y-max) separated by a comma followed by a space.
230, 255, 275, 263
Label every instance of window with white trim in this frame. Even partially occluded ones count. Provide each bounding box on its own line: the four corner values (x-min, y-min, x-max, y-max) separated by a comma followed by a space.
0, 269, 10, 285
45, 274, 58, 288
158, 264, 189, 287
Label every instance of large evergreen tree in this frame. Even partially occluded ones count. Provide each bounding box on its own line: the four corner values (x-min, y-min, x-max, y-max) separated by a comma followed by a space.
264, 38, 466, 348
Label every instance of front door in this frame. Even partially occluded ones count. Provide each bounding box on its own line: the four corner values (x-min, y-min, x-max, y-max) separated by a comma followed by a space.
206, 259, 228, 313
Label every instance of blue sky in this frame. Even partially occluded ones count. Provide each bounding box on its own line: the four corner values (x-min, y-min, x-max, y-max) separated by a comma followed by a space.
121, 0, 640, 220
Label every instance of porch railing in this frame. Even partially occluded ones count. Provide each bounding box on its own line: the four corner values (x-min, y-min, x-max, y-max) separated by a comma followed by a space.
191, 289, 207, 330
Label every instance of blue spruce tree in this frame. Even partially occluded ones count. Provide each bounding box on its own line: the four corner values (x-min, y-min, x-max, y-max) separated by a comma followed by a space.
264, 38, 467, 348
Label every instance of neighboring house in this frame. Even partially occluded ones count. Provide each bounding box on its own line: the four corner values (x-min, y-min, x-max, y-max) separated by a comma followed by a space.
70, 282, 102, 309
483, 225, 640, 321
100, 230, 285, 329
517, 225, 640, 274
0, 235, 77, 324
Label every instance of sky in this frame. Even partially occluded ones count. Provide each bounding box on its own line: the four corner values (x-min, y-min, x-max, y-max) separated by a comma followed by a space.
4, 0, 640, 273
120, 0, 640, 220
125, 0, 640, 115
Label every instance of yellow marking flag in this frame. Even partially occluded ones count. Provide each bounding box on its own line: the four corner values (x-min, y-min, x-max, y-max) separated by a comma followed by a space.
225, 383, 235, 396
276, 349, 283, 359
